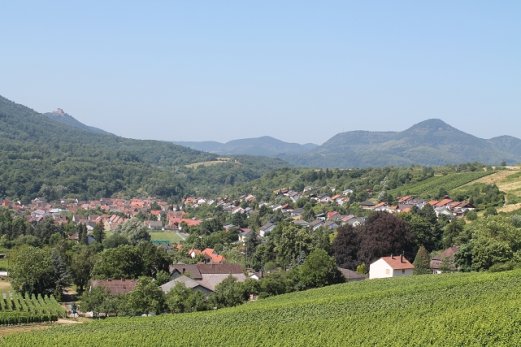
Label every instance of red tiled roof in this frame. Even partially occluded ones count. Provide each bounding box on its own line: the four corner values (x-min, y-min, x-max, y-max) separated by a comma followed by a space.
327, 211, 339, 220
398, 195, 413, 203
202, 248, 225, 263
90, 279, 137, 295
381, 256, 414, 270
435, 198, 453, 207
202, 248, 215, 256
196, 263, 243, 274
436, 246, 459, 260
169, 217, 201, 227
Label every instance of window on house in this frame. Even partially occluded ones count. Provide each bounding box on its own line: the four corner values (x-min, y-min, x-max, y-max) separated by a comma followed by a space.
385, 269, 390, 275
402, 269, 405, 274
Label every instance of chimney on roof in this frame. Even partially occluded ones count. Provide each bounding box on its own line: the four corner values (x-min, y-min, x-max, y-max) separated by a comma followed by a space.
391, 254, 394, 259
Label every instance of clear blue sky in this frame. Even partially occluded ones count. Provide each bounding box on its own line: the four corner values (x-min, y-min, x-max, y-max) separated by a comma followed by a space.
1, 1, 520, 144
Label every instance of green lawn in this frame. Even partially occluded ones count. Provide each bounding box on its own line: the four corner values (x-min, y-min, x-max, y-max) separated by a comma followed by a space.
3, 269, 521, 346
149, 231, 183, 243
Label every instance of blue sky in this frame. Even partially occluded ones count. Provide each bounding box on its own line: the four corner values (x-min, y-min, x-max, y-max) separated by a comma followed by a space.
1, 1, 520, 144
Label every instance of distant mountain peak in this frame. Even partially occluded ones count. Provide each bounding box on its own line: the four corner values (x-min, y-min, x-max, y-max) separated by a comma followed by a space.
408, 118, 453, 130
43, 109, 110, 135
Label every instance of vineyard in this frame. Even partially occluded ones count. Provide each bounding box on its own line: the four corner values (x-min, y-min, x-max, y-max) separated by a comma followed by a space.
3, 269, 521, 346
0, 291, 65, 325
388, 170, 493, 197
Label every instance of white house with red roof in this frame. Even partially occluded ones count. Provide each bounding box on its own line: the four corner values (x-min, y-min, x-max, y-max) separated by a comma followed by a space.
369, 255, 415, 279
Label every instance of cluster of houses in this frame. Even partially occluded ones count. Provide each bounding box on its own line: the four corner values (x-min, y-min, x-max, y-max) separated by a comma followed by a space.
362, 195, 475, 218
0, 197, 204, 233
88, 263, 254, 302
87, 247, 459, 311
273, 187, 352, 206
183, 195, 255, 215
258, 210, 366, 238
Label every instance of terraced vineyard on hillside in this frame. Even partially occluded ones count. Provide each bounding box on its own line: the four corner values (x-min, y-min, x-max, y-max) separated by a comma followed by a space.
3, 270, 521, 346
389, 170, 494, 197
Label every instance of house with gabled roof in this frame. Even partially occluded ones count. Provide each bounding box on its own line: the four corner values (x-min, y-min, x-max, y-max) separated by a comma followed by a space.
309, 219, 324, 231
435, 198, 453, 208
160, 275, 213, 295
369, 255, 414, 279
169, 263, 247, 292
89, 279, 138, 295
260, 222, 276, 237
360, 200, 376, 209
430, 246, 459, 274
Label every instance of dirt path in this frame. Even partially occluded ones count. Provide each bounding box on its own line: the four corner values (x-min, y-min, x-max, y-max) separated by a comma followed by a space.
0, 324, 52, 337
0, 319, 84, 337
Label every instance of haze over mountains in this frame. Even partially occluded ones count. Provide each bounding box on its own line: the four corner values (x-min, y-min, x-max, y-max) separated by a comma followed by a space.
2, 93, 520, 175
176, 137, 318, 157
179, 119, 521, 168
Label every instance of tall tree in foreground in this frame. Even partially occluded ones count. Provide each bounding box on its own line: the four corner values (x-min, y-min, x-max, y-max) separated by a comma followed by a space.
332, 224, 359, 270
50, 248, 71, 300
296, 248, 343, 290
127, 277, 165, 316
357, 212, 416, 266
413, 245, 431, 275
69, 245, 95, 294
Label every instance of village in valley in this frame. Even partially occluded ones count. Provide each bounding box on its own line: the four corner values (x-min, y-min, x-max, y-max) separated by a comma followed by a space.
0, 180, 476, 316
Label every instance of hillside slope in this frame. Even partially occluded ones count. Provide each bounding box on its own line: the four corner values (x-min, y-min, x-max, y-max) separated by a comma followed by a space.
4, 270, 521, 346
43, 108, 110, 135
0, 95, 287, 201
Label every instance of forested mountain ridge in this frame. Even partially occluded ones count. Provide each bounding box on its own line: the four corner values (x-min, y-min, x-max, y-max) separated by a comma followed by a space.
282, 119, 521, 168
178, 119, 521, 168
176, 136, 318, 157
0, 95, 287, 202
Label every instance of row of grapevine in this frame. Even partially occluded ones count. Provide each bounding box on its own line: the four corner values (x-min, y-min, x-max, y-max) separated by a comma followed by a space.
388, 171, 493, 197
0, 291, 65, 325
3, 269, 521, 346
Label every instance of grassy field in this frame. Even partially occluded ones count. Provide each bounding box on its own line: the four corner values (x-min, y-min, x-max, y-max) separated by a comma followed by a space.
388, 170, 494, 197
149, 231, 183, 243
185, 157, 233, 169
3, 269, 521, 346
